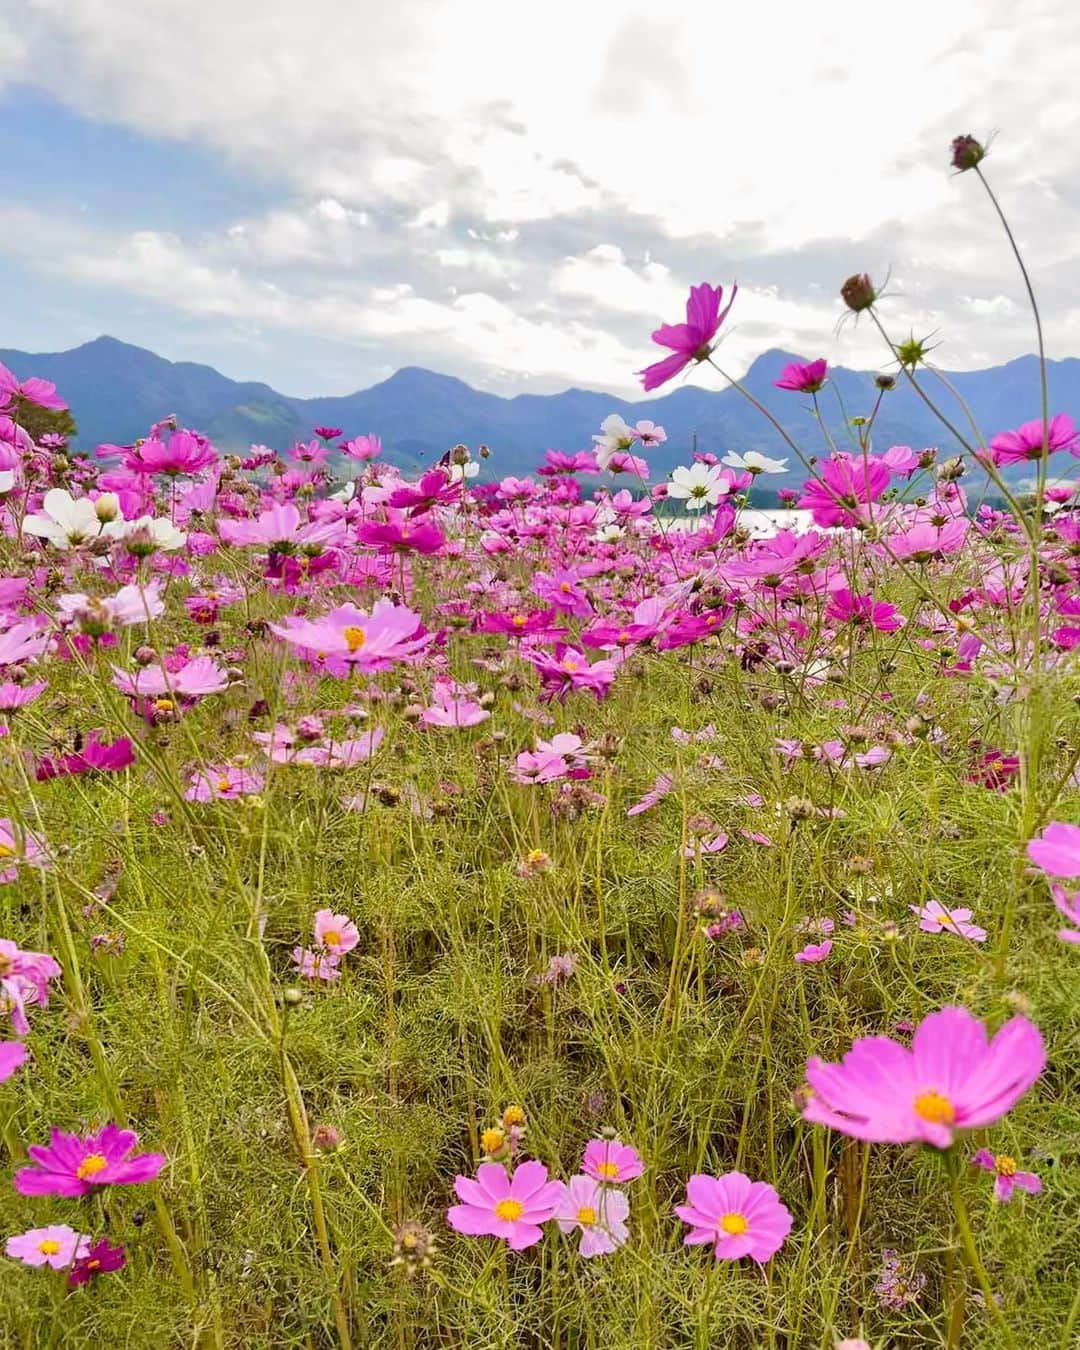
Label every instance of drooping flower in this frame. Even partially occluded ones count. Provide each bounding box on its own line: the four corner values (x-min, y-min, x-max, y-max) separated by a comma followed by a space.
581, 1138, 644, 1184
447, 1161, 564, 1250
911, 900, 986, 942
554, 1175, 630, 1257
292, 947, 341, 982
675, 1172, 792, 1262
971, 1149, 1042, 1203
795, 940, 833, 964
637, 283, 737, 392
68, 1237, 127, 1286
14, 1124, 167, 1197
5, 1225, 89, 1270
875, 1249, 926, 1309
36, 735, 136, 782
0, 362, 67, 411
801, 1006, 1045, 1147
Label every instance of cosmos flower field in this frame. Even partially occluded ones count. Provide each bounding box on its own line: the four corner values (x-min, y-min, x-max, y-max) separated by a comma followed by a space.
1, 140, 1079, 1348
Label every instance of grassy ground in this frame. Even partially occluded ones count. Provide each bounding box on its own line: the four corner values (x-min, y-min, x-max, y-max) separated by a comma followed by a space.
1, 543, 1077, 1349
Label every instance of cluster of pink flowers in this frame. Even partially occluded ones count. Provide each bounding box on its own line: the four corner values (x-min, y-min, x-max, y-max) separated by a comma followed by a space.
293, 909, 360, 982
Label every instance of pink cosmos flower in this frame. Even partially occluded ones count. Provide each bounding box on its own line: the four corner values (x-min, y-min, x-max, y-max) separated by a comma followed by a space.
802, 1005, 1045, 1147
447, 1161, 564, 1250
554, 1175, 630, 1257
626, 773, 673, 817
124, 430, 218, 477
826, 588, 903, 632
1051, 885, 1080, 945
357, 519, 446, 554
0, 362, 67, 411
511, 749, 570, 784
269, 600, 432, 673
14, 1124, 167, 1197
1027, 822, 1080, 879
985, 413, 1080, 466
911, 900, 986, 942
219, 502, 344, 551
112, 656, 229, 701
0, 679, 46, 712
184, 765, 264, 801
675, 1172, 792, 1262
581, 1138, 644, 1184
971, 1149, 1042, 1203
314, 909, 359, 956
524, 645, 621, 703
0, 820, 50, 880
340, 434, 382, 461
797, 453, 891, 528
795, 940, 833, 964
774, 359, 828, 393
0, 1040, 28, 1081
5, 1225, 89, 1269
0, 620, 49, 667
36, 734, 136, 781
637, 283, 737, 391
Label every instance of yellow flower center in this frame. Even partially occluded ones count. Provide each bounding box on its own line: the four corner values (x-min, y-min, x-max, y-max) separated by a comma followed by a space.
502, 1105, 526, 1127
0, 843, 13, 858
617, 630, 632, 643
576, 1205, 598, 1226
914, 1091, 956, 1125
323, 930, 341, 947
87, 1258, 101, 1271
494, 1198, 524, 1222
154, 697, 174, 713
217, 778, 232, 793
481, 1128, 505, 1154
561, 659, 579, 672
38, 1239, 61, 1255
595, 1161, 620, 1180
342, 625, 366, 652
719, 1212, 748, 1235
512, 614, 527, 628
76, 1153, 108, 1180
559, 582, 572, 593
936, 913, 955, 926
995, 1155, 1017, 1176
525, 849, 547, 865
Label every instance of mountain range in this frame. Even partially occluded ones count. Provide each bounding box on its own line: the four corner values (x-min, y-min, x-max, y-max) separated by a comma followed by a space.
1, 335, 1076, 488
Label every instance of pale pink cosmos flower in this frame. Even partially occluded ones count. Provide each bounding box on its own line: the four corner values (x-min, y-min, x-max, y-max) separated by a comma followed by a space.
675, 1172, 792, 1262
112, 655, 229, 700
0, 819, 50, 881
292, 947, 341, 982
5, 1225, 89, 1269
0, 620, 49, 667
0, 1040, 28, 1081
314, 909, 359, 956
447, 1161, 564, 1250
184, 765, 264, 802
802, 1006, 1045, 1147
269, 600, 431, 673
581, 1138, 644, 1184
971, 1149, 1042, 1203
1051, 885, 1080, 944
911, 900, 986, 942
554, 1175, 630, 1257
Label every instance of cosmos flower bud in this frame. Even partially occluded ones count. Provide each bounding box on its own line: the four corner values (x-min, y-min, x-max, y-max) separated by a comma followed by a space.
874, 374, 896, 391
450, 443, 470, 466
133, 645, 156, 666
950, 134, 985, 171
312, 1123, 342, 1153
93, 493, 121, 522
840, 274, 876, 312
785, 796, 815, 821
391, 1220, 436, 1275
937, 456, 965, 481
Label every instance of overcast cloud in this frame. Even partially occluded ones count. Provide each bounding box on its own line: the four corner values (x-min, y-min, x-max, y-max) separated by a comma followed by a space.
1, 0, 1079, 396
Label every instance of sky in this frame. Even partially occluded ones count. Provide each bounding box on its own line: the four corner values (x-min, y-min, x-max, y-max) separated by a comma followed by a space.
2, 0, 1079, 399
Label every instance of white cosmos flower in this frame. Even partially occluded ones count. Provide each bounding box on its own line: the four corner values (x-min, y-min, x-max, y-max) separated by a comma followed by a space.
722, 450, 789, 475
449, 460, 480, 482
0, 471, 14, 494
107, 515, 187, 552
667, 463, 730, 511
592, 413, 635, 471
22, 488, 110, 548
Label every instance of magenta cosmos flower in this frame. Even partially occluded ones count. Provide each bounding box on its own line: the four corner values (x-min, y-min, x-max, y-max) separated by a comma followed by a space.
795, 940, 832, 964
1027, 822, 1080, 879
14, 1124, 167, 1197
985, 413, 1080, 466
802, 1006, 1045, 1148
447, 1160, 564, 1250
68, 1237, 127, 1286
774, 358, 828, 393
797, 452, 891, 527
5, 1224, 88, 1269
675, 1172, 792, 1262
581, 1138, 644, 1183
124, 430, 218, 477
554, 1175, 630, 1257
637, 283, 737, 391
971, 1149, 1041, 1203
0, 362, 67, 411
911, 900, 986, 943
